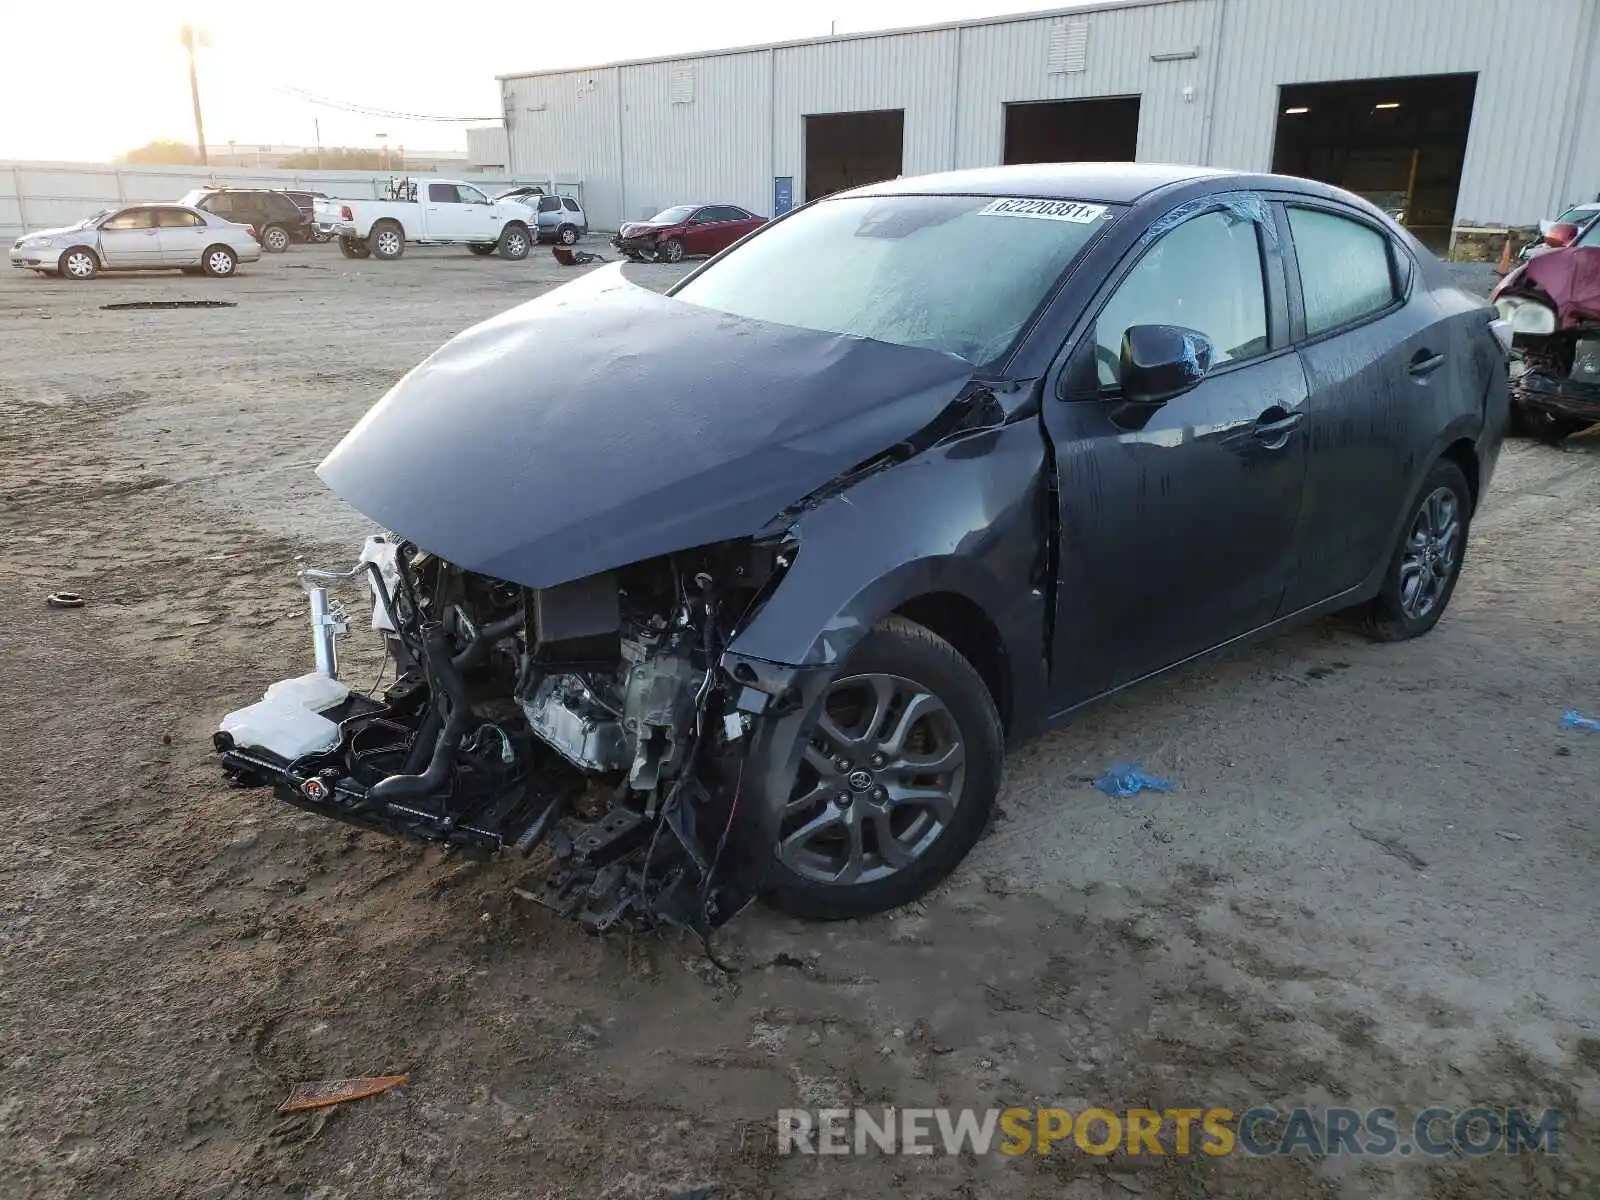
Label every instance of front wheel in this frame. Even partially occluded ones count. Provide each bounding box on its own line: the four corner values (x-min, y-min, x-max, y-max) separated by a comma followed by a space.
762, 616, 1003, 921
202, 245, 238, 277
658, 237, 684, 263
1357, 459, 1472, 642
261, 224, 290, 253
58, 247, 99, 280
497, 224, 531, 260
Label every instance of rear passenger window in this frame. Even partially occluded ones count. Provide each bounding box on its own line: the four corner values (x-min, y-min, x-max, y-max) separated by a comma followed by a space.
1288, 207, 1397, 336
562, 197, 580, 212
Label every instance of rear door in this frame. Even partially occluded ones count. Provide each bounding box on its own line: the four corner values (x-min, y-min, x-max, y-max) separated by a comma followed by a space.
455, 182, 502, 242
1274, 201, 1446, 611
97, 208, 160, 266
423, 182, 469, 239
681, 207, 721, 255
1044, 198, 1310, 704
153, 207, 209, 265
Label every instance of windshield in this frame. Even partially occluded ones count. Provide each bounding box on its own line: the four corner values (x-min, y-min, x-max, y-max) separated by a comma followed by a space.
648, 205, 697, 224
1577, 219, 1600, 248
1555, 207, 1598, 226
177, 189, 207, 207
672, 193, 1119, 368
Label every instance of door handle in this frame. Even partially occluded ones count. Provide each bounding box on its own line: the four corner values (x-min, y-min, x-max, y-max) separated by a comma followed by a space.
1251, 410, 1304, 444
1409, 350, 1446, 378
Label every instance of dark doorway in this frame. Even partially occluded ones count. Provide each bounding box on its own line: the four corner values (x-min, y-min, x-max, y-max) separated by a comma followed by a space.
1272, 73, 1478, 253
1003, 96, 1141, 165
803, 110, 905, 203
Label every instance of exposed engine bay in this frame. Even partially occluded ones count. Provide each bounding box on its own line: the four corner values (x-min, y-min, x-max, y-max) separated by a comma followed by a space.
215, 534, 797, 942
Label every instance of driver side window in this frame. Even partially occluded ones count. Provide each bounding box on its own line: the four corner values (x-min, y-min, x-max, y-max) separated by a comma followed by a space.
1095, 208, 1269, 389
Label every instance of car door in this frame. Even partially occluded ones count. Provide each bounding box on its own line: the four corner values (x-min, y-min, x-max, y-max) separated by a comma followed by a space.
536, 195, 563, 238
153, 207, 209, 265
455, 183, 502, 242
423, 182, 469, 240
1274, 201, 1444, 611
681, 207, 722, 255
96, 208, 160, 266
1043, 200, 1311, 705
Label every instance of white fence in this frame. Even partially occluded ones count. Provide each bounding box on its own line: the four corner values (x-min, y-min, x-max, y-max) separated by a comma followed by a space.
1, 160, 585, 240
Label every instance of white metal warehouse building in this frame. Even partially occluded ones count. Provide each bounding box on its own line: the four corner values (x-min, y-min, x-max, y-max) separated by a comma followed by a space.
497, 0, 1600, 250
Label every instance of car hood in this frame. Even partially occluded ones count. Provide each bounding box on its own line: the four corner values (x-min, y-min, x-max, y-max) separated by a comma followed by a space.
1500, 246, 1600, 327
619, 220, 676, 236
317, 265, 975, 589
21, 218, 96, 240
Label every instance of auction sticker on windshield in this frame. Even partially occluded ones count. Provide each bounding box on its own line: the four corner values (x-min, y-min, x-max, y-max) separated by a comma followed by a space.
977, 198, 1109, 223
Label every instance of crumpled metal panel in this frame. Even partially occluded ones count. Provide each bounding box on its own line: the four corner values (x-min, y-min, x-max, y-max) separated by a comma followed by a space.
317, 265, 974, 589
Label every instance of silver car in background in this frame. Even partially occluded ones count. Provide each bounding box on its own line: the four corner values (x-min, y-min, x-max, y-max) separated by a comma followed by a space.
8, 203, 263, 280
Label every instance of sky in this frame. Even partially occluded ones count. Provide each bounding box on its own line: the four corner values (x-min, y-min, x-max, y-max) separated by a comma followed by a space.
0, 0, 1084, 162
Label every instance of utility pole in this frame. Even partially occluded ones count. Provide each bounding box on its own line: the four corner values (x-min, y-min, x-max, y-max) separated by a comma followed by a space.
315, 118, 322, 170
179, 24, 210, 165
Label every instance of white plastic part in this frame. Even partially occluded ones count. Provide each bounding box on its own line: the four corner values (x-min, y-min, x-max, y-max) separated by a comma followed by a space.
218, 672, 351, 759
359, 535, 401, 632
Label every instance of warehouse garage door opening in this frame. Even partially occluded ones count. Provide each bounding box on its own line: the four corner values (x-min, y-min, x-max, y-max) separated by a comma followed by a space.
804, 110, 905, 203
1271, 73, 1478, 253
1003, 97, 1140, 165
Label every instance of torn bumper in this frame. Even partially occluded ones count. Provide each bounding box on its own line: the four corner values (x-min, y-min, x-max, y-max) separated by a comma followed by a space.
1512, 369, 1600, 424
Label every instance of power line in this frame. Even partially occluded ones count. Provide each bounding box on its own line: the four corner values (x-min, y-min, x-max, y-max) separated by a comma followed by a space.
274, 87, 498, 123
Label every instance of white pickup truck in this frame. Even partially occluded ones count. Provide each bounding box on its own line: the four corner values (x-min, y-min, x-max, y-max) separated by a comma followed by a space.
326, 179, 536, 261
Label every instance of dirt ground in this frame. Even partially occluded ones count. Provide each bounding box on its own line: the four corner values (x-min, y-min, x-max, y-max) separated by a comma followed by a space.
1, 243, 1596, 1200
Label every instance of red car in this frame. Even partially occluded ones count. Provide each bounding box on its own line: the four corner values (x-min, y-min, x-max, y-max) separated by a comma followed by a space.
612, 204, 766, 263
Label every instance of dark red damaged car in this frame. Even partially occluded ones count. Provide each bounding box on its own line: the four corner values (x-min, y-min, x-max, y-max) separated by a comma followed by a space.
1493, 222, 1600, 442
612, 204, 766, 263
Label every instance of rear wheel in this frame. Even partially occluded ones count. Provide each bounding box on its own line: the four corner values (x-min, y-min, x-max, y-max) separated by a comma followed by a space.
1357, 459, 1472, 642
58, 247, 99, 280
261, 224, 291, 253
557, 223, 580, 246
369, 222, 404, 260
202, 245, 238, 277
658, 237, 684, 263
497, 224, 531, 260
762, 616, 1003, 920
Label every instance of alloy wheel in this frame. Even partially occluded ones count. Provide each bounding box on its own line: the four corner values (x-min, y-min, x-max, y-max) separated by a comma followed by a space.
1399, 485, 1461, 619
376, 230, 402, 257
264, 227, 289, 252
560, 226, 579, 245
778, 673, 967, 886
504, 232, 527, 257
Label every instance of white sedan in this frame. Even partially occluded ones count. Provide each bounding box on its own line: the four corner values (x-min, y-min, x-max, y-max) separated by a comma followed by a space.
9, 203, 263, 280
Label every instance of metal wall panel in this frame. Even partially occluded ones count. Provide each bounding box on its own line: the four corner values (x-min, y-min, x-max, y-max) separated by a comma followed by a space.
504, 68, 624, 229
956, 0, 1218, 168
1206, 0, 1600, 223
618, 53, 772, 221
772, 30, 960, 201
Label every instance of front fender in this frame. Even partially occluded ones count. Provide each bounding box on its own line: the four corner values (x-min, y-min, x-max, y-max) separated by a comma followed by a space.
724, 418, 1051, 726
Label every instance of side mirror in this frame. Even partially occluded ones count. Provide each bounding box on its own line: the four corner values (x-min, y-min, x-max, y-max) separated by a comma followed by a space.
1118, 324, 1216, 406
1544, 222, 1579, 248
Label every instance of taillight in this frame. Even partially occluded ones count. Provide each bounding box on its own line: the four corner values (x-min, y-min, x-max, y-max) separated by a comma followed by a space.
246, 225, 257, 238
341, 205, 353, 220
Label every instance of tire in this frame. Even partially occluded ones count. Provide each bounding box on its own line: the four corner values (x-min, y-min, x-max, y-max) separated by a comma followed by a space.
58, 247, 99, 280
201, 245, 238, 277
1357, 459, 1472, 642
369, 222, 404, 260
338, 236, 371, 260
260, 224, 291, 253
557, 223, 580, 246
497, 224, 531, 260
468, 244, 496, 256
762, 616, 1004, 921
658, 237, 685, 263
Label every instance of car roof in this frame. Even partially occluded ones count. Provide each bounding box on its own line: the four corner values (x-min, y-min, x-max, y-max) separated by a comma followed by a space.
846, 162, 1235, 204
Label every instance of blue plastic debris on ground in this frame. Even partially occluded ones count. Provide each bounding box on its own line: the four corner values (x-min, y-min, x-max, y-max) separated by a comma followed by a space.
1561, 709, 1600, 732
1094, 764, 1172, 798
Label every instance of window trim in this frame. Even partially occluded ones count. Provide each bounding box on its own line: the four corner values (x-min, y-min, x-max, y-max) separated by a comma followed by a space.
1062, 200, 1282, 400
1279, 199, 1409, 346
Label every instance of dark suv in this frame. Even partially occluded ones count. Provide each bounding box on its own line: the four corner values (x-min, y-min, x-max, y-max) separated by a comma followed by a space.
178, 188, 312, 253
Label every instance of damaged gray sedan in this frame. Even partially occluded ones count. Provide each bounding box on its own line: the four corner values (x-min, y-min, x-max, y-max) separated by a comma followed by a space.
215, 163, 1509, 936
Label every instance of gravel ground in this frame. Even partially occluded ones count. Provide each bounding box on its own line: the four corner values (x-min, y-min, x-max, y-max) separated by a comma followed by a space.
1, 242, 1596, 1200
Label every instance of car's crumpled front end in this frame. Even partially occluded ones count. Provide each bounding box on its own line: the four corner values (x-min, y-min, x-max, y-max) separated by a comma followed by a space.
1494, 246, 1600, 439
215, 265, 982, 937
